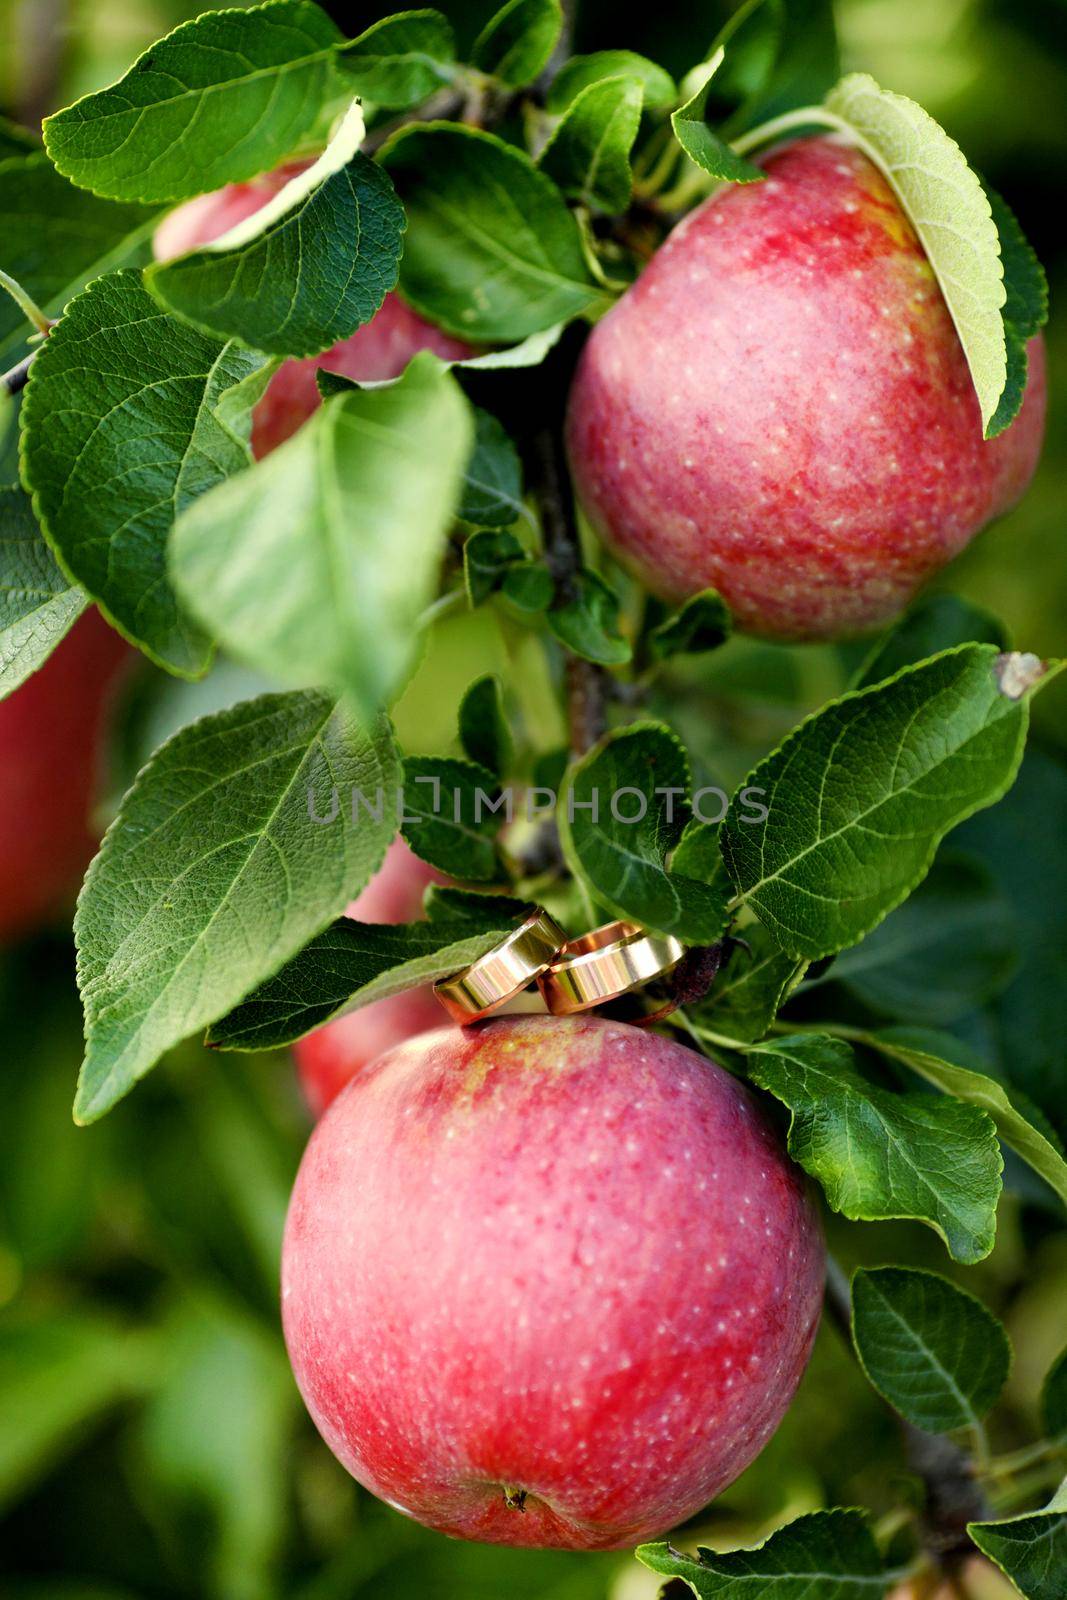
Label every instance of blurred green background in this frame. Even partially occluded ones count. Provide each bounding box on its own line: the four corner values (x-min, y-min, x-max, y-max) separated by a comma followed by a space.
1, 2, 1065, 1596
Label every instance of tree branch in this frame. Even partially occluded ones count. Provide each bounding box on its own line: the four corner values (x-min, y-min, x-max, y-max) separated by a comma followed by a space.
2, 351, 35, 397
529, 425, 609, 756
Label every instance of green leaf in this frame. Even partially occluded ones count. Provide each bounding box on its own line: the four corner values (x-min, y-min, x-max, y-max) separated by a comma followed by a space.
43, 0, 345, 204
170, 356, 472, 722
697, 0, 840, 135
21, 270, 273, 675
336, 9, 456, 108
548, 569, 631, 666
672, 77, 765, 184
692, 922, 806, 1046
381, 124, 602, 341
0, 1311, 153, 1510
825, 856, 1017, 1025
852, 593, 1008, 690
720, 645, 1058, 961
851, 1266, 1011, 1432
823, 73, 1007, 435
984, 185, 1049, 439
400, 754, 503, 880
539, 76, 644, 214
637, 1508, 887, 1599
0, 484, 86, 699
471, 0, 562, 87
969, 1483, 1067, 1600
459, 408, 525, 528
650, 589, 732, 660
208, 893, 530, 1049
145, 106, 404, 358
547, 51, 676, 113
0, 152, 158, 368
747, 1033, 1002, 1262
853, 1027, 1067, 1215
558, 722, 730, 944
1042, 1350, 1067, 1442
502, 562, 554, 615
463, 528, 525, 606
73, 691, 400, 1122
458, 675, 513, 777
138, 1297, 296, 1600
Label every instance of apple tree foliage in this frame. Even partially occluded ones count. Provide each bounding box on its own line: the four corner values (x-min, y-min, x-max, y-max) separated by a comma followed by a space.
1, 0, 1064, 1593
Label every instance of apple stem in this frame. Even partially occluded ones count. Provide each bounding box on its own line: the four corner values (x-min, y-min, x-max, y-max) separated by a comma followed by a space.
729, 106, 843, 160
502, 1485, 528, 1511
1, 350, 36, 397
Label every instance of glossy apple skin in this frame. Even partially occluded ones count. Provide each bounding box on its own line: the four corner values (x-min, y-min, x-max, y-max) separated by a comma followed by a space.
0, 611, 130, 942
293, 839, 443, 1117
282, 1014, 824, 1549
566, 137, 1046, 640
153, 168, 471, 457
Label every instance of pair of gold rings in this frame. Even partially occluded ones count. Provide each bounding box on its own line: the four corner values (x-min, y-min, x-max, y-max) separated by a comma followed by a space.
433, 909, 685, 1024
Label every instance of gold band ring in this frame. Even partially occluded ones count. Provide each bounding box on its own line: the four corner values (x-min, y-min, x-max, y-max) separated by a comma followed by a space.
433, 909, 567, 1024
538, 920, 685, 1015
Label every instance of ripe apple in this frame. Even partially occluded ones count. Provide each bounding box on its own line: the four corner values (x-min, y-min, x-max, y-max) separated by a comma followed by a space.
566, 137, 1046, 641
282, 1014, 825, 1549
0, 610, 130, 942
293, 838, 443, 1116
153, 166, 471, 457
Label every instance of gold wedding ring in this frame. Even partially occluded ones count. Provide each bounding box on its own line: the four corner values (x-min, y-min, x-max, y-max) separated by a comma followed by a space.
434, 909, 567, 1024
539, 920, 685, 1015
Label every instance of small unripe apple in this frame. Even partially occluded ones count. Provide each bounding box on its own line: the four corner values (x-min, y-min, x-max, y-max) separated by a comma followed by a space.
283, 1014, 824, 1549
566, 137, 1046, 640
293, 839, 443, 1116
0, 611, 130, 942
153, 167, 471, 457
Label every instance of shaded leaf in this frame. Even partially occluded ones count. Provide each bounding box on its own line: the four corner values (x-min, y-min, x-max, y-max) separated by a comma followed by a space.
458, 675, 513, 777
637, 1509, 888, 1598
0, 153, 157, 368
401, 754, 503, 880
0, 485, 86, 699
692, 922, 806, 1046
381, 124, 602, 341
650, 589, 732, 660
547, 51, 676, 112
471, 0, 562, 87
969, 1484, 1067, 1600
748, 1033, 1002, 1262
852, 593, 1008, 691
548, 569, 631, 665
459, 408, 525, 528
337, 9, 456, 108
851, 1266, 1010, 1431
1042, 1350, 1067, 1442
559, 722, 730, 944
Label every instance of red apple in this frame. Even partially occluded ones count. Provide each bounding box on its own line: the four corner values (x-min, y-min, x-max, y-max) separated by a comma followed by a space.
153, 167, 472, 457
0, 610, 130, 942
566, 137, 1046, 641
293, 839, 444, 1116
282, 1014, 824, 1549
